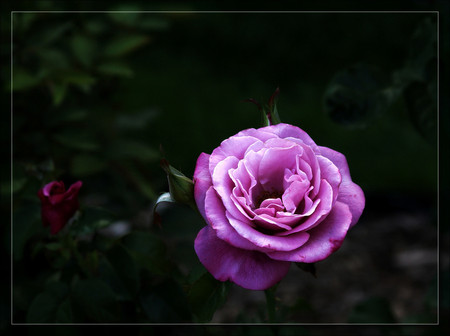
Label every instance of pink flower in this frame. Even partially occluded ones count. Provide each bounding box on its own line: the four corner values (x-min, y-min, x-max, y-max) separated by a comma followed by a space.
37, 181, 83, 234
193, 123, 365, 290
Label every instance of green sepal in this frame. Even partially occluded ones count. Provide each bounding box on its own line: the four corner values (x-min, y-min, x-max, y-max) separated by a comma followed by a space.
245, 87, 282, 127
160, 159, 195, 209
295, 262, 317, 278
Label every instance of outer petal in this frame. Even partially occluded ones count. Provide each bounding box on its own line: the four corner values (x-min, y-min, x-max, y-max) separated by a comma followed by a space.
193, 153, 213, 220
267, 201, 352, 263
65, 181, 83, 200
260, 123, 319, 152
209, 136, 263, 175
204, 187, 271, 253
319, 146, 365, 227
226, 211, 310, 252
194, 226, 291, 290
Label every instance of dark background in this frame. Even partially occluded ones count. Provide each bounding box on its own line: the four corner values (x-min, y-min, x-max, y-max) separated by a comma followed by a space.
2, 1, 448, 335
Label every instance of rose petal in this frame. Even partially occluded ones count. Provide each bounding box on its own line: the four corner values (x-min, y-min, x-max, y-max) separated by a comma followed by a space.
65, 181, 83, 200
194, 226, 291, 290
193, 153, 213, 220
319, 146, 365, 227
204, 187, 270, 253
258, 145, 303, 192
260, 123, 319, 151
267, 201, 352, 263
237, 128, 278, 142
209, 136, 263, 175
282, 179, 311, 213
276, 179, 333, 236
226, 210, 310, 252
316, 155, 341, 202
212, 156, 248, 221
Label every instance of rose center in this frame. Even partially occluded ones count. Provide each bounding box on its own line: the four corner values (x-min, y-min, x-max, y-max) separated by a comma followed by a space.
254, 190, 283, 208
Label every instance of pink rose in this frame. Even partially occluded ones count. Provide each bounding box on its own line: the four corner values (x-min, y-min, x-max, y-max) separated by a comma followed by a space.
37, 181, 83, 234
193, 123, 365, 290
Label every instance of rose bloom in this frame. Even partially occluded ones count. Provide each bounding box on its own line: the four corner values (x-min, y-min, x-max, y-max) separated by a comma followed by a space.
193, 123, 365, 290
37, 181, 82, 234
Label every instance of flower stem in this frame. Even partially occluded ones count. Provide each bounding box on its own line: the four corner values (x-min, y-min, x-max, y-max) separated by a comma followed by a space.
264, 285, 278, 323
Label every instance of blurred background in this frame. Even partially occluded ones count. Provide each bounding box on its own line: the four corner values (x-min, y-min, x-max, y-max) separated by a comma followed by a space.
2, 1, 448, 335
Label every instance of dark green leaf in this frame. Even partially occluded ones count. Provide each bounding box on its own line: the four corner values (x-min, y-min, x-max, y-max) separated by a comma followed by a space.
71, 34, 96, 67
12, 68, 40, 91
71, 154, 107, 176
348, 297, 396, 323
104, 35, 150, 58
188, 272, 230, 322
72, 278, 119, 322
38, 49, 70, 70
108, 11, 141, 27
324, 63, 391, 127
106, 139, 159, 162
50, 81, 67, 106
295, 262, 317, 278
160, 159, 195, 208
140, 279, 191, 322
122, 231, 169, 275
71, 207, 115, 236
403, 81, 437, 145
63, 72, 96, 92
115, 109, 158, 129
106, 243, 140, 297
139, 17, 171, 31
35, 22, 72, 47
13, 202, 41, 261
97, 62, 134, 77
26, 282, 69, 323
53, 131, 100, 151
55, 298, 73, 323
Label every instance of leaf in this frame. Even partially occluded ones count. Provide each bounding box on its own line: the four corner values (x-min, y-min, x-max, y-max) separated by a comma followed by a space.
38, 49, 70, 70
50, 81, 67, 106
63, 72, 96, 92
403, 81, 437, 144
139, 17, 171, 31
35, 22, 73, 47
71, 207, 115, 236
160, 159, 195, 208
106, 243, 140, 297
72, 278, 119, 322
140, 279, 191, 322
323, 63, 391, 127
12, 68, 40, 91
13, 202, 41, 261
122, 231, 169, 275
55, 298, 73, 323
71, 34, 96, 67
53, 131, 100, 151
107, 11, 141, 27
71, 154, 107, 176
295, 262, 317, 278
106, 139, 159, 162
1, 178, 27, 195
115, 109, 158, 130
104, 35, 150, 58
97, 62, 134, 77
153, 192, 175, 227
348, 297, 396, 323
187, 272, 230, 322
26, 282, 69, 323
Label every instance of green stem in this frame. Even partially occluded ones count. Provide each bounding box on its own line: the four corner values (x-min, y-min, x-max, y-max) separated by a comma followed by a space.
264, 285, 278, 323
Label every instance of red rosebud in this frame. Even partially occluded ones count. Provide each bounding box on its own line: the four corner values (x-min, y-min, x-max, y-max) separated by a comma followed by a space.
37, 180, 83, 234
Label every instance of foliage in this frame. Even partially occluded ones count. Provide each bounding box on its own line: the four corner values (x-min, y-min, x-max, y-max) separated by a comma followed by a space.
3, 4, 442, 329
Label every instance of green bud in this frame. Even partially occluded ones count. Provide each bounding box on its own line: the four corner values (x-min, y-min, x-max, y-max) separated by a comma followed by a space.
160, 159, 195, 208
